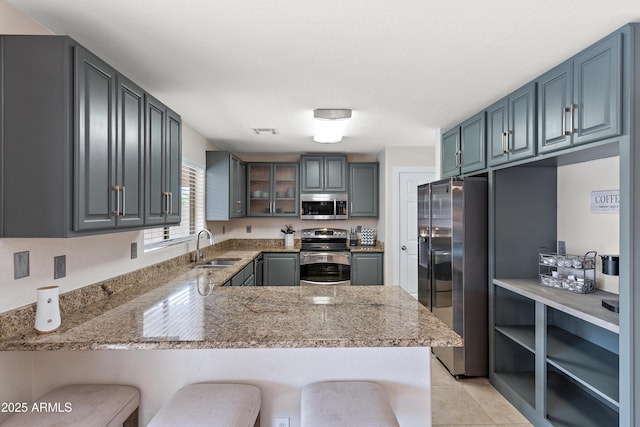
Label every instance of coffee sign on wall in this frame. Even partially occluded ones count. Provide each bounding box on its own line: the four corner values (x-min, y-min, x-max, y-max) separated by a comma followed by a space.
591, 190, 620, 213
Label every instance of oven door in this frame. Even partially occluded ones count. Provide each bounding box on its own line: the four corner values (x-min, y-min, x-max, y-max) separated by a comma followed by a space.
300, 251, 351, 285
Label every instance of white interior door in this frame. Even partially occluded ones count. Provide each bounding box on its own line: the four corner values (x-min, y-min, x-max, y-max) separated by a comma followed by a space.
397, 170, 434, 298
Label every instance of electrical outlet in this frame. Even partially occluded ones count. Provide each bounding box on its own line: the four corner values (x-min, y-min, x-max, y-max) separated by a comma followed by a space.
14, 251, 30, 279
275, 417, 289, 427
246, 225, 252, 233
54, 255, 66, 279
131, 242, 138, 259
222, 226, 226, 235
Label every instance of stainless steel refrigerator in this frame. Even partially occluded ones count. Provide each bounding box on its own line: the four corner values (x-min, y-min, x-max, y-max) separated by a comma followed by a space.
418, 177, 488, 377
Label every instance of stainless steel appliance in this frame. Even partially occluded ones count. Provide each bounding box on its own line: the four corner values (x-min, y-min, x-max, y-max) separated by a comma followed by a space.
300, 194, 348, 220
418, 177, 487, 377
300, 228, 350, 285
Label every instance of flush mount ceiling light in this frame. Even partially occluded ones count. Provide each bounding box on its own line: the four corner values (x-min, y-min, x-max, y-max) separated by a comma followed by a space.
313, 109, 352, 143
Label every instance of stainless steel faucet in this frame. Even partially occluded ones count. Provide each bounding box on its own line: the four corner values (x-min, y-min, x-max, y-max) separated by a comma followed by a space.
195, 229, 214, 262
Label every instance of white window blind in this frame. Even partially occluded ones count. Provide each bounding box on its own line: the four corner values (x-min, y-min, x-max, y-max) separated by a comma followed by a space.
144, 160, 205, 250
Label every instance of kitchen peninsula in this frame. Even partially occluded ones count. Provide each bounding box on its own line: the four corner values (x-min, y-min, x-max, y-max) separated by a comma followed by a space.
0, 245, 460, 426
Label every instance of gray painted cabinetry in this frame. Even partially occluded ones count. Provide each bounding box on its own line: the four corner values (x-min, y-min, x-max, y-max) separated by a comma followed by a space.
263, 253, 300, 286
351, 253, 383, 285
449, 24, 636, 426
205, 151, 246, 220
460, 112, 486, 174
145, 95, 182, 226
487, 83, 536, 166
247, 163, 299, 217
441, 127, 461, 178
0, 35, 180, 237
348, 163, 379, 217
537, 32, 622, 154
300, 155, 347, 192
441, 112, 486, 178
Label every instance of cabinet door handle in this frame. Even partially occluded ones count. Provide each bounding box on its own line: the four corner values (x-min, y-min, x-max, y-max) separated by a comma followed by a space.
569, 103, 577, 134
401, 245, 407, 251
121, 186, 126, 217
112, 185, 121, 216
455, 150, 461, 168
163, 191, 171, 215
501, 132, 507, 154
563, 106, 571, 136
506, 130, 512, 153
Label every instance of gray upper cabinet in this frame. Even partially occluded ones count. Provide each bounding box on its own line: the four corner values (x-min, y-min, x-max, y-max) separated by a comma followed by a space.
460, 112, 486, 174
300, 154, 347, 192
441, 127, 460, 178
205, 151, 246, 220
74, 48, 118, 231
145, 95, 182, 226
538, 33, 622, 153
487, 82, 536, 166
1, 35, 178, 237
247, 163, 299, 217
263, 253, 300, 286
349, 163, 379, 217
115, 75, 146, 228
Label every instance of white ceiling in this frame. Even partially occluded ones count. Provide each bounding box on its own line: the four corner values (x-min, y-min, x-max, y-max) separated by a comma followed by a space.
8, 0, 640, 154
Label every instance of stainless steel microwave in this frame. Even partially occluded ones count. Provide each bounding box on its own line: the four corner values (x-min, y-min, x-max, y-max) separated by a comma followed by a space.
300, 194, 348, 220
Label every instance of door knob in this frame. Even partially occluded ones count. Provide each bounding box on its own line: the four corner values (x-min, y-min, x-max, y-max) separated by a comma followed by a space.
401, 245, 407, 251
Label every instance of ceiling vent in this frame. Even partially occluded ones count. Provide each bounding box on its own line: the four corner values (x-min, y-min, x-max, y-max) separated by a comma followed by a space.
251, 128, 279, 135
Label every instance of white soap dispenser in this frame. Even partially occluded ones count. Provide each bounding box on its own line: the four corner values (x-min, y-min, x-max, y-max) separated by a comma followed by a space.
35, 286, 61, 334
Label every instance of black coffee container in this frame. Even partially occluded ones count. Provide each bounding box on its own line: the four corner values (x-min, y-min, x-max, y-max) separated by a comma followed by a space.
600, 255, 619, 276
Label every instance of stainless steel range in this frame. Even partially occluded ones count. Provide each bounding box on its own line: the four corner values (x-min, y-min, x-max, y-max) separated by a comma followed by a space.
300, 228, 350, 285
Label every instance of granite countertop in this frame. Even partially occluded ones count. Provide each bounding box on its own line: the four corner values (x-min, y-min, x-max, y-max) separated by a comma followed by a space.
0, 247, 460, 351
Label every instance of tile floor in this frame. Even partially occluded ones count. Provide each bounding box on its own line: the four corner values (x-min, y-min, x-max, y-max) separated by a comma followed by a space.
431, 355, 533, 427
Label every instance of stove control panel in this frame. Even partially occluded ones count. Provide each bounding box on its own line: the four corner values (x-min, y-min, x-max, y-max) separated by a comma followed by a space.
301, 228, 347, 238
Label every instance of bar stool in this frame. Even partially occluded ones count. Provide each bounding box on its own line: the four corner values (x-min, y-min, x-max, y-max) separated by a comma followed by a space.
147, 383, 261, 427
301, 381, 399, 427
1, 384, 140, 427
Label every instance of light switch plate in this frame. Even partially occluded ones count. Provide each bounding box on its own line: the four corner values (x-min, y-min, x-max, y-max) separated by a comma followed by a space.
557, 240, 566, 256
275, 418, 290, 427
54, 255, 66, 279
14, 251, 30, 279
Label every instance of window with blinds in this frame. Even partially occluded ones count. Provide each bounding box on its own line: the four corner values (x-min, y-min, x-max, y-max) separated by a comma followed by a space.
143, 160, 205, 250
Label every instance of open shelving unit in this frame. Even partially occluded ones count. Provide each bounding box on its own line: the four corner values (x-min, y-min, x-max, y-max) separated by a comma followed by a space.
492, 280, 619, 426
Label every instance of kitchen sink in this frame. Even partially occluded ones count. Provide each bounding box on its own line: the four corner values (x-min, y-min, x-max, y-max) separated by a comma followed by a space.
196, 258, 242, 268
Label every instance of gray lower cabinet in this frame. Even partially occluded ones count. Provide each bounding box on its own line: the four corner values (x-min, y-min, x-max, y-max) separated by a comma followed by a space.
231, 262, 255, 286
351, 253, 383, 285
537, 32, 622, 153
263, 253, 300, 286
487, 82, 536, 166
205, 151, 246, 220
300, 155, 347, 192
348, 163, 379, 217
0, 35, 177, 237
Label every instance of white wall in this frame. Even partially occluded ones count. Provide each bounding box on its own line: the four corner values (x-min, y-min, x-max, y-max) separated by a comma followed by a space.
557, 156, 620, 293
378, 142, 438, 285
